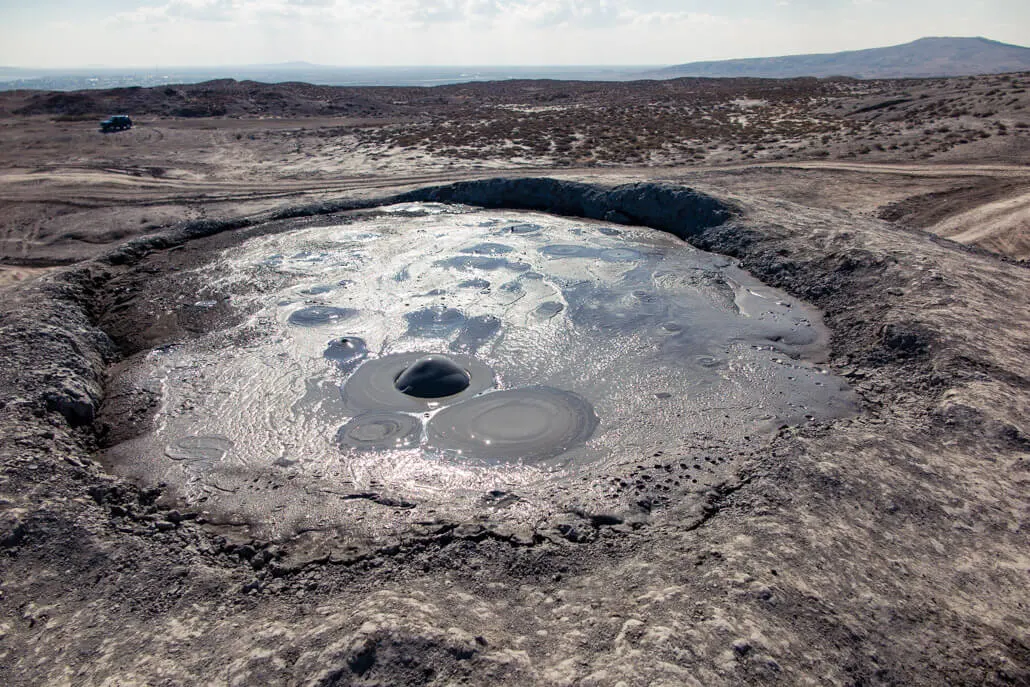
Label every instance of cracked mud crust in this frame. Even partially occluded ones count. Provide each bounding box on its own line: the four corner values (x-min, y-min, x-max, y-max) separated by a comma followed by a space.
0, 179, 1028, 685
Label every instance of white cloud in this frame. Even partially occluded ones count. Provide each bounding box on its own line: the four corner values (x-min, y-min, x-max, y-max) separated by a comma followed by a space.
112, 0, 348, 25
112, 0, 669, 29
625, 10, 728, 28
9, 0, 1026, 68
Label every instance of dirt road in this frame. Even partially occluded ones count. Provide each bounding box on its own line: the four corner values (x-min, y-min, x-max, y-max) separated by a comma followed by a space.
4, 155, 1030, 266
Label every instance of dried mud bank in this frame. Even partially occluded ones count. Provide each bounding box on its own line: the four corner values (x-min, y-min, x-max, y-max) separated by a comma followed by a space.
0, 179, 1028, 685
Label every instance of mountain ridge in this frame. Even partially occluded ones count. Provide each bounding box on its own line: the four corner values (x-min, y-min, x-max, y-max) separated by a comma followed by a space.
653, 37, 1030, 79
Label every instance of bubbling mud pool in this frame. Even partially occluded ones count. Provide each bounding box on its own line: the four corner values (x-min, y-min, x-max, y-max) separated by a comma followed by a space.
103, 204, 857, 537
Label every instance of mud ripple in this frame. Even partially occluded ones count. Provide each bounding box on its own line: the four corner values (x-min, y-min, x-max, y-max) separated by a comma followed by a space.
426, 387, 599, 464
287, 305, 359, 327
336, 412, 422, 452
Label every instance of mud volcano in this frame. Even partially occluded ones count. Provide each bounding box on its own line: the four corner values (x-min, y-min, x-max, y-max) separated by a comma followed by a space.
393, 355, 472, 398
101, 203, 856, 539
6, 176, 1028, 685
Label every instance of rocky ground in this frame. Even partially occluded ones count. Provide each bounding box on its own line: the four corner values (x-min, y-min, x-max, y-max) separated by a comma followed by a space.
1, 73, 1029, 266
0, 177, 1027, 685
0, 75, 1028, 685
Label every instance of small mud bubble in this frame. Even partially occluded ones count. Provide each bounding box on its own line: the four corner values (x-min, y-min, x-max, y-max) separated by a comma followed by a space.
521, 272, 544, 281
291, 251, 329, 264
336, 412, 421, 451
394, 355, 472, 398
458, 279, 491, 290
661, 322, 684, 333
541, 244, 587, 259
324, 337, 368, 370
506, 223, 542, 234
461, 243, 513, 255
287, 306, 358, 327
437, 255, 531, 272
405, 307, 466, 338
540, 244, 640, 263
598, 226, 622, 237
165, 435, 232, 463
426, 387, 598, 463
301, 284, 335, 295
600, 248, 642, 262
534, 302, 565, 319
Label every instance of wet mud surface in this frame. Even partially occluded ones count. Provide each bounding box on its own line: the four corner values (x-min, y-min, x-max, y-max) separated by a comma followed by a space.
100, 204, 855, 540
0, 179, 1028, 685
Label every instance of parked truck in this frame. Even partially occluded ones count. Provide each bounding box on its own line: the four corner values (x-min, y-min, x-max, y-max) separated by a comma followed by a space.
100, 115, 133, 133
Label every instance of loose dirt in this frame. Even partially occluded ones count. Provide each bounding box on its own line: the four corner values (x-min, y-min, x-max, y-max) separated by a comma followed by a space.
2, 73, 1030, 265
0, 75, 1028, 685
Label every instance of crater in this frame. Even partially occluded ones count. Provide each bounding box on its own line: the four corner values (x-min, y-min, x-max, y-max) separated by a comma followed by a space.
100, 203, 857, 540
287, 305, 358, 327
341, 352, 494, 413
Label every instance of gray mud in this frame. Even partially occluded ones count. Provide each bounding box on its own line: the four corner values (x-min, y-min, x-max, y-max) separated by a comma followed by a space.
0, 179, 1028, 686
427, 386, 600, 463
98, 204, 855, 540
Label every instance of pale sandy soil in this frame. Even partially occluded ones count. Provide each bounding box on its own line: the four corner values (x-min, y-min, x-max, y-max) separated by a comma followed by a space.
1, 73, 1028, 270
0, 265, 51, 288
0, 76, 1028, 685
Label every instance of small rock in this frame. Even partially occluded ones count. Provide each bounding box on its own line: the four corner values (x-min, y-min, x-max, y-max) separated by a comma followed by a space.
555, 523, 593, 543
732, 640, 752, 657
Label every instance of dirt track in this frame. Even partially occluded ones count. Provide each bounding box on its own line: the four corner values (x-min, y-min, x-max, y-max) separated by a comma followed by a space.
3, 157, 1030, 264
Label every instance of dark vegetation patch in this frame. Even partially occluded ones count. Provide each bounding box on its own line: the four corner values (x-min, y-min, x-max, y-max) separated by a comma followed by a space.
4, 72, 1029, 166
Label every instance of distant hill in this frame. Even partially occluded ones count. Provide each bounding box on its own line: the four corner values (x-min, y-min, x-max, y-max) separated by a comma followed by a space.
652, 37, 1030, 79
0, 64, 652, 92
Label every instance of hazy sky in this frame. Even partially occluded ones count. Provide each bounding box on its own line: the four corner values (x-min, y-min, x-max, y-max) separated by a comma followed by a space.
1, 0, 1029, 68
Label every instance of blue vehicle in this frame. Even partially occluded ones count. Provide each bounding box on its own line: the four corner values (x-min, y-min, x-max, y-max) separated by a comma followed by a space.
100, 115, 132, 133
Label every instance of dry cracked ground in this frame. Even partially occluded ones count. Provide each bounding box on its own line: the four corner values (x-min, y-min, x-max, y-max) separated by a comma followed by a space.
0, 75, 1028, 685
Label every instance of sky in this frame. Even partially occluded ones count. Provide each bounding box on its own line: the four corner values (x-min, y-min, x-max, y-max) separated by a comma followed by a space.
1, 0, 1029, 68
